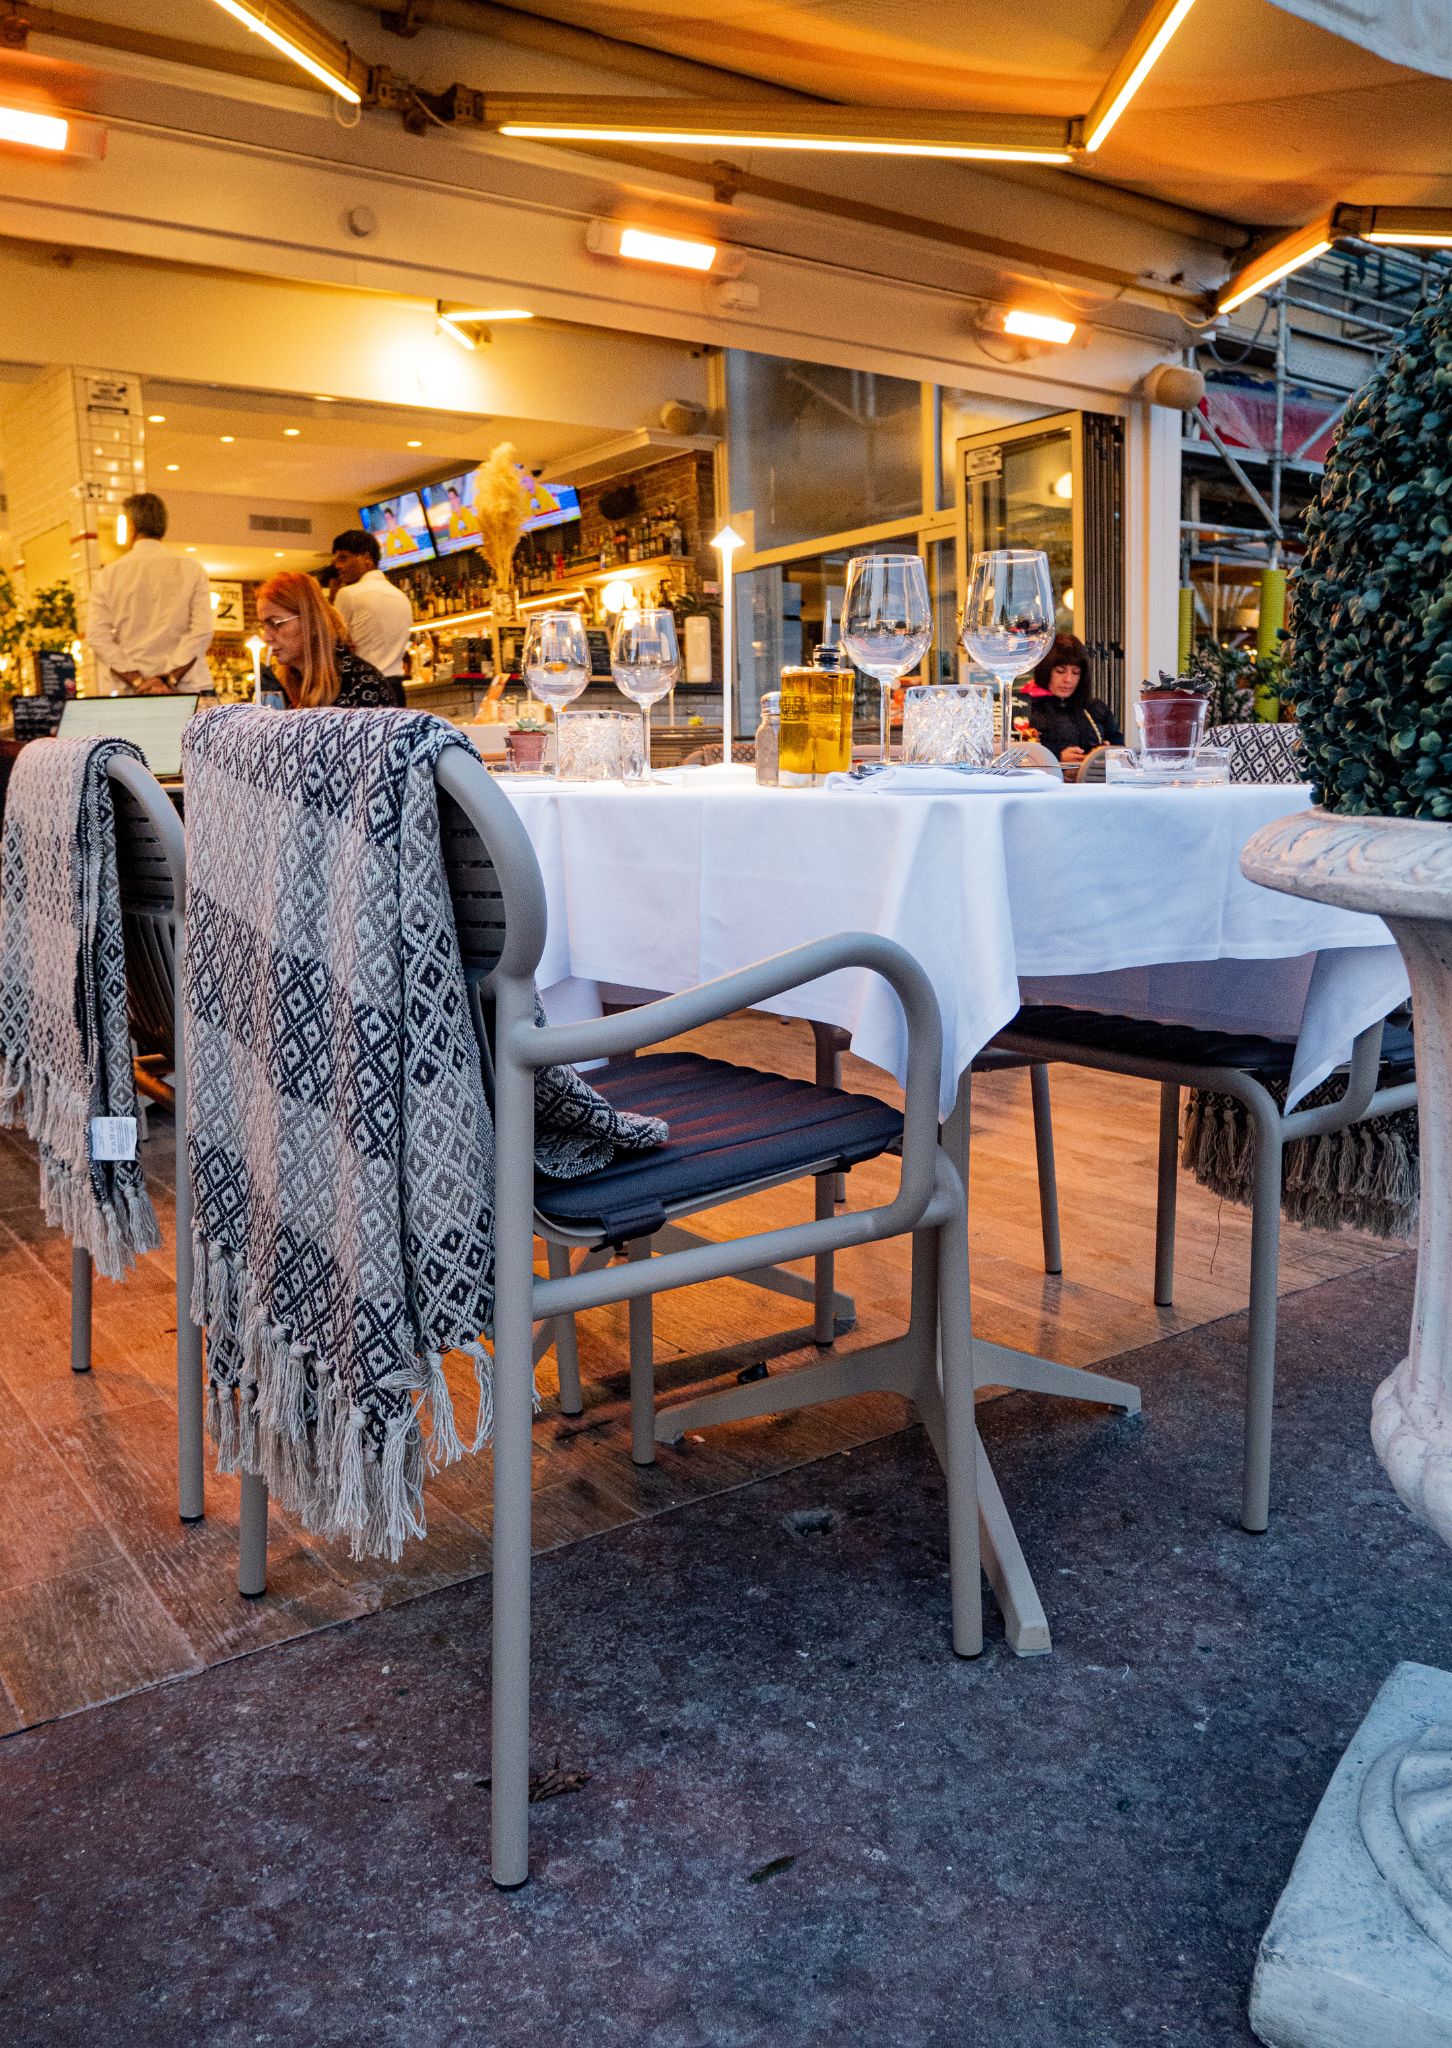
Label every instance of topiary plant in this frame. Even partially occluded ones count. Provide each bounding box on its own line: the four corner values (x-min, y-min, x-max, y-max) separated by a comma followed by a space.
1289, 276, 1452, 817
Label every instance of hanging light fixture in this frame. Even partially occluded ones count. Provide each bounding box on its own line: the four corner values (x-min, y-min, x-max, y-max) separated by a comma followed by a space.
207, 0, 365, 105
493, 97, 1073, 164
1079, 0, 1198, 153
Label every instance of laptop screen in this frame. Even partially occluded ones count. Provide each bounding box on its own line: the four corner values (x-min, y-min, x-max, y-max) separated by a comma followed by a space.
57, 694, 201, 780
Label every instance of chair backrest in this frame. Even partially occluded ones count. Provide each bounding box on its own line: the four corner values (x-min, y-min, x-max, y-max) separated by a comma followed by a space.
107, 755, 185, 1063
1203, 722, 1306, 784
1076, 744, 1111, 783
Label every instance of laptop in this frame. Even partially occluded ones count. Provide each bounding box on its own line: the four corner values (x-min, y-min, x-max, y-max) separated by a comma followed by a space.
57, 694, 202, 781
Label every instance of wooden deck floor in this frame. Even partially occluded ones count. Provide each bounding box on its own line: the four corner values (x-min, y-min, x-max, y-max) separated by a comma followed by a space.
0, 1013, 1400, 1734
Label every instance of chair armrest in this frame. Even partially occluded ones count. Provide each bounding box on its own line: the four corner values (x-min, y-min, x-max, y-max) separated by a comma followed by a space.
1282, 1017, 1385, 1140
509, 932, 945, 1213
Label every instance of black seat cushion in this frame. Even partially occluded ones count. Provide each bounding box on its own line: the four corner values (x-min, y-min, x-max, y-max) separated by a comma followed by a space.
998, 1004, 1415, 1083
534, 1050, 903, 1242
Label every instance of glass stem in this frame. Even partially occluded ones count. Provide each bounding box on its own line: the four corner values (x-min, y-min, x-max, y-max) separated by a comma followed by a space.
999, 675, 1013, 753
879, 680, 891, 763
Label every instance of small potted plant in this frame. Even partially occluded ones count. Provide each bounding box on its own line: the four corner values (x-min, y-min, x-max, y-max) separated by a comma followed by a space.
1136, 668, 1211, 753
505, 707, 550, 773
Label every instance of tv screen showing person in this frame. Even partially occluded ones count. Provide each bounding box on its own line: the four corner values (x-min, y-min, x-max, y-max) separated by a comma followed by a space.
421, 476, 483, 557
357, 491, 435, 571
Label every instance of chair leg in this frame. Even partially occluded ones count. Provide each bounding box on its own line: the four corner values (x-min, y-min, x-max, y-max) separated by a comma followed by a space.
813, 1174, 836, 1348
627, 1239, 655, 1465
544, 1241, 584, 1416
937, 1198, 983, 1659
1154, 1081, 1179, 1307
238, 1471, 268, 1596
491, 1221, 537, 1889
70, 1247, 92, 1374
1241, 1119, 1285, 1535
175, 1285, 205, 1523
812, 1020, 849, 1204
1027, 1064, 1063, 1277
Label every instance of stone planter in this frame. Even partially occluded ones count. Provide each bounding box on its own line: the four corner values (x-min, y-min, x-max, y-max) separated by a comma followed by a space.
1241, 806, 1452, 1544
1240, 804, 1452, 2047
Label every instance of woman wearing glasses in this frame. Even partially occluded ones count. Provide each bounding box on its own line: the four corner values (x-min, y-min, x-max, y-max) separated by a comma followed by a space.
255, 571, 405, 710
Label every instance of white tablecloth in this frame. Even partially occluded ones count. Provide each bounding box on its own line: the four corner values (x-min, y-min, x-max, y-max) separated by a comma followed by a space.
498, 778, 1408, 1119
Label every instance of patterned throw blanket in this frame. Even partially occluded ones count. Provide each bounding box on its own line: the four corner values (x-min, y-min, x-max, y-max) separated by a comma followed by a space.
0, 735, 161, 1278
183, 706, 665, 1560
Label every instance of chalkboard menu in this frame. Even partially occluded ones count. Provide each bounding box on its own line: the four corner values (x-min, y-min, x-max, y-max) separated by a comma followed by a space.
586, 629, 613, 678
12, 696, 64, 740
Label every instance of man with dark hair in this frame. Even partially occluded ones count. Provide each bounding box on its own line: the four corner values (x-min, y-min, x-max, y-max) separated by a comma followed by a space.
332, 524, 411, 685
87, 492, 213, 695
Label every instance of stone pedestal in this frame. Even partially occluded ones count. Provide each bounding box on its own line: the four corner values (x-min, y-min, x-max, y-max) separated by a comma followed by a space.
1250, 1662, 1452, 2048
1241, 809, 1452, 2048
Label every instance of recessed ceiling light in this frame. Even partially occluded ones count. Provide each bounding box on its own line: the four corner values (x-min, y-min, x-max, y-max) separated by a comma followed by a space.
165, 463, 180, 472
185, 546, 197, 553
283, 428, 300, 437
312, 394, 335, 402
220, 434, 235, 444
274, 550, 284, 558
407, 439, 422, 448
147, 413, 166, 423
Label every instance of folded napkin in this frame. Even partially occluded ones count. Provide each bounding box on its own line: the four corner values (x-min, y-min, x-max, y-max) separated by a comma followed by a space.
824, 764, 1056, 794
0, 735, 161, 1279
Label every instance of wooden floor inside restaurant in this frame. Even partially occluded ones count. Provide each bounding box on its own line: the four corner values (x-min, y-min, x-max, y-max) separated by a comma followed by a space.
0, 1012, 1401, 1736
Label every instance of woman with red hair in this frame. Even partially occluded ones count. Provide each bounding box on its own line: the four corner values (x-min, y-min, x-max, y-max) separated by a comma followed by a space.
254, 570, 404, 709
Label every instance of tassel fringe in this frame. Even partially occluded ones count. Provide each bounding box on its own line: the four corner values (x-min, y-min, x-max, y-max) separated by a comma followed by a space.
1181, 1082, 1419, 1240
0, 1046, 160, 1280
196, 1229, 509, 1561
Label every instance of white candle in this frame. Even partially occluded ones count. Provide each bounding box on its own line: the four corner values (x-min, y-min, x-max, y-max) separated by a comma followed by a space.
247, 634, 265, 705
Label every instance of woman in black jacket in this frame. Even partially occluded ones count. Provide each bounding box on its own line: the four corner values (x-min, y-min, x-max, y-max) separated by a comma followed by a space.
1017, 635, 1122, 764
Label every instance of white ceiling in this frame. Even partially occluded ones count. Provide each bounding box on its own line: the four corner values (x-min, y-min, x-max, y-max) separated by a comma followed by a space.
138, 380, 617, 510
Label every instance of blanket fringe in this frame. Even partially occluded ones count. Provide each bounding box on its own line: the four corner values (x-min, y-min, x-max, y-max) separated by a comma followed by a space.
196, 1229, 510, 1561
0, 1047, 160, 1279
1181, 1084, 1419, 1241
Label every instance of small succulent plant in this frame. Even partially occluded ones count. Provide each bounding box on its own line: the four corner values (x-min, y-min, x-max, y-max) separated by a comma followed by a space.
1289, 274, 1452, 818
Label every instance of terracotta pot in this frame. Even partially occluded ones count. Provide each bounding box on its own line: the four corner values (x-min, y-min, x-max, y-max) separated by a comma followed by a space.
1137, 689, 1208, 754
505, 727, 548, 772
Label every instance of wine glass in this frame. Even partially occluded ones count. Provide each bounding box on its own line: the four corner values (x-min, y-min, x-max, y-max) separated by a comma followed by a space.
841, 554, 933, 762
522, 610, 590, 734
611, 607, 680, 774
959, 551, 1056, 753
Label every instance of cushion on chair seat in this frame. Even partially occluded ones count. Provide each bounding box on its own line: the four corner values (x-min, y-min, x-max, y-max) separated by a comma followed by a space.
534, 1050, 903, 1242
998, 1004, 1415, 1083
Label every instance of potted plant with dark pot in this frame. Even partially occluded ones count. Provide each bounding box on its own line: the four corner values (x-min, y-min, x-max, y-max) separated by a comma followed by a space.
1242, 278, 1452, 2045
1136, 668, 1211, 753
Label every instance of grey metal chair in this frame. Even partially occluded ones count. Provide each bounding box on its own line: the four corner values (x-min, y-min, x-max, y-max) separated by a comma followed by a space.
991, 1004, 1416, 1532
70, 756, 204, 1522
237, 744, 982, 1888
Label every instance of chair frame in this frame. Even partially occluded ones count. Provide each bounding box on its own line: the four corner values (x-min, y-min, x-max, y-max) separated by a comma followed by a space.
68, 756, 204, 1522
992, 1012, 1416, 1531
236, 746, 983, 1888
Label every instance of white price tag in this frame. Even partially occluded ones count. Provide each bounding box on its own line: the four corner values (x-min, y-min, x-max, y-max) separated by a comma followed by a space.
89, 1116, 138, 1162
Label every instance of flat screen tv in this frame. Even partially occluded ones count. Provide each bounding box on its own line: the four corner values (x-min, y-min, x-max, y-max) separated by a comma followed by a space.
421, 466, 580, 557
358, 489, 436, 571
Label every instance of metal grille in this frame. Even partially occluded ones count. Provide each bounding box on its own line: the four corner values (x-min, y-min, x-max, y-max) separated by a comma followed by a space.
1082, 412, 1126, 724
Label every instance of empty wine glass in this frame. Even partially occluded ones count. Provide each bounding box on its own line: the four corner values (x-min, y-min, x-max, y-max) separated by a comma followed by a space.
522, 610, 590, 721
959, 551, 1056, 752
612, 607, 680, 775
841, 554, 933, 762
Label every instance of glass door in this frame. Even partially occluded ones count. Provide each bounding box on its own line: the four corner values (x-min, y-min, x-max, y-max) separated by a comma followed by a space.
956, 413, 1081, 643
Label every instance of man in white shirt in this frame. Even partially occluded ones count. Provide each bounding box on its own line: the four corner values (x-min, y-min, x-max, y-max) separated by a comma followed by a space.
331, 527, 413, 682
87, 493, 214, 695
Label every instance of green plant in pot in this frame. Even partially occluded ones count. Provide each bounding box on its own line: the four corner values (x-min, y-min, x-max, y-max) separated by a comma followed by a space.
1240, 275, 1452, 2048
